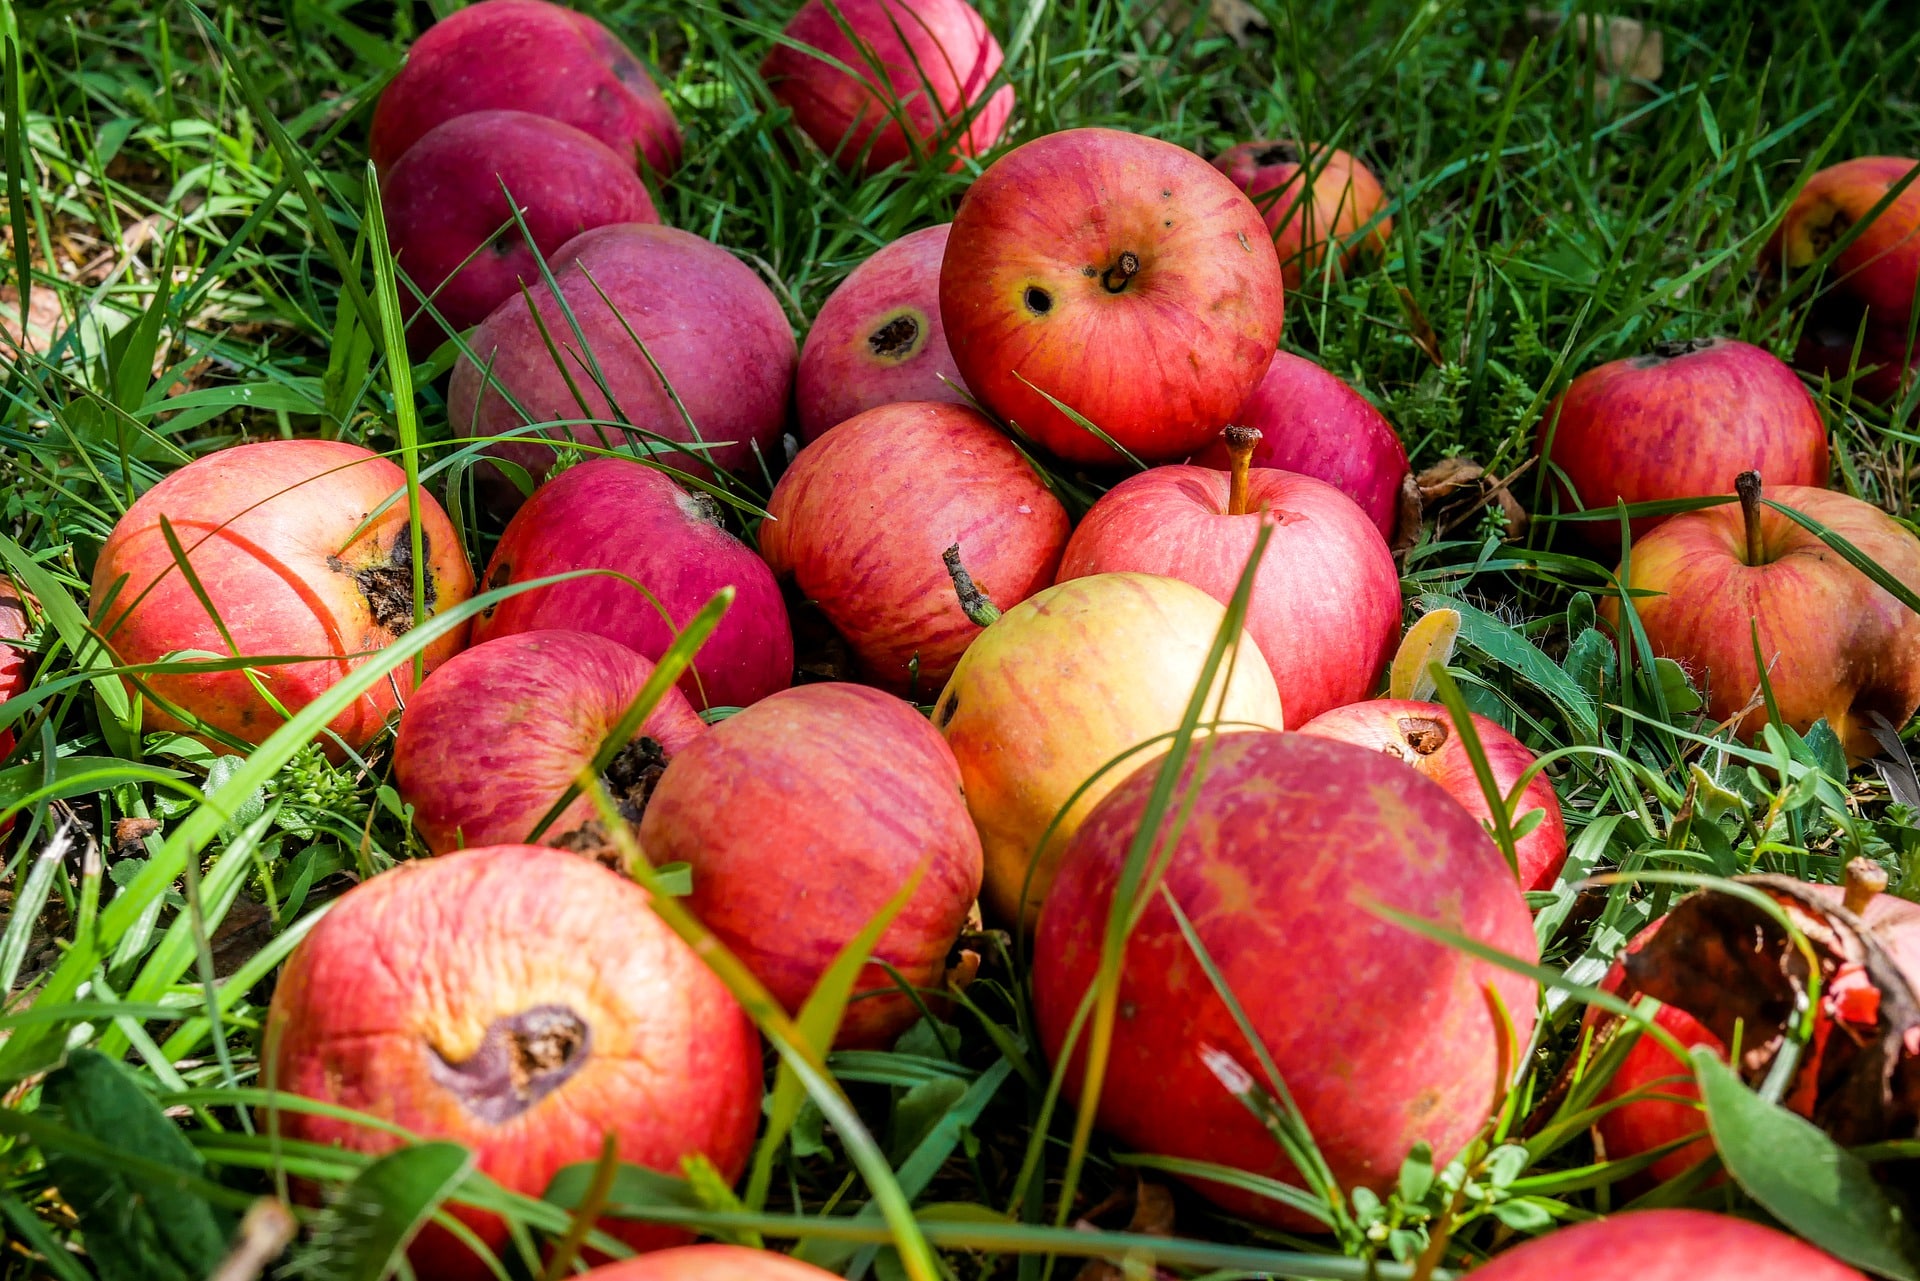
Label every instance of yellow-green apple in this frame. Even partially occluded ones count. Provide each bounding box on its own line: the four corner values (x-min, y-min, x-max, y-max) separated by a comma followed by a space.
1211, 140, 1391, 287
761, 401, 1070, 695
1466, 1211, 1862, 1281
761, 0, 1013, 175
1193, 351, 1409, 539
796, 225, 967, 441
940, 127, 1286, 466
1537, 337, 1828, 547
931, 571, 1283, 923
370, 0, 681, 177
1032, 733, 1537, 1227
89, 440, 473, 757
384, 111, 658, 353
583, 1246, 840, 1279
1766, 156, 1920, 328
473, 457, 793, 711
449, 223, 795, 491
394, 629, 707, 854
1299, 699, 1566, 891
1057, 429, 1401, 726
639, 683, 982, 1048
1600, 472, 1920, 763
264, 844, 762, 1279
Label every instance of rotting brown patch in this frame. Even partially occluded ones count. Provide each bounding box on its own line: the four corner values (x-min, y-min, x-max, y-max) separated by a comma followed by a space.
429, 1004, 591, 1124
1254, 141, 1300, 168
868, 313, 921, 359
1398, 716, 1448, 755
331, 523, 435, 636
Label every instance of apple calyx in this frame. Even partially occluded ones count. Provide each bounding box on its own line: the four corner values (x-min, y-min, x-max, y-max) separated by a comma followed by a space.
1648, 336, 1718, 361
428, 1004, 591, 1124
1735, 469, 1766, 566
943, 542, 1002, 627
1223, 424, 1262, 516
1254, 141, 1301, 168
1100, 251, 1141, 295
1845, 855, 1890, 915
330, 522, 435, 636
605, 734, 670, 822
1397, 716, 1448, 755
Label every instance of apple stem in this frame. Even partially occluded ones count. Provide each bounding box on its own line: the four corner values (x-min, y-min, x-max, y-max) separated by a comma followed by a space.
1224, 425, 1261, 517
1735, 470, 1765, 566
1100, 251, 1141, 294
943, 543, 1001, 627
1844, 856, 1889, 915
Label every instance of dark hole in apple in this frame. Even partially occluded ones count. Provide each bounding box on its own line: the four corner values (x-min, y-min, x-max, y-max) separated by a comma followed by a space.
1023, 286, 1053, 315
1645, 336, 1718, 362
605, 735, 670, 822
935, 691, 958, 728
1397, 716, 1448, 755
480, 561, 509, 620
331, 523, 436, 636
428, 1004, 591, 1124
1808, 210, 1854, 257
1254, 143, 1300, 167
868, 313, 921, 359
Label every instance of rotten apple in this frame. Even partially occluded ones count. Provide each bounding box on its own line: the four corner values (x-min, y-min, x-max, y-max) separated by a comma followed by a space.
1766, 156, 1920, 330
940, 127, 1286, 465
1469, 1210, 1861, 1280
1211, 140, 1392, 288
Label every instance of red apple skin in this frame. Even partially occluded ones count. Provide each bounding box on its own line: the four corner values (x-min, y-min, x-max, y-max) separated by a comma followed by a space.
1056, 465, 1400, 726
1033, 732, 1538, 1227
1298, 699, 1567, 892
0, 586, 28, 840
762, 0, 1012, 176
796, 225, 968, 441
762, 401, 1070, 694
1193, 350, 1409, 540
1793, 307, 1919, 403
1211, 141, 1391, 288
394, 629, 707, 855
639, 683, 983, 1049
1467, 1210, 1863, 1281
1537, 337, 1829, 547
1767, 156, 1920, 328
450, 224, 796, 489
369, 0, 681, 177
473, 458, 793, 712
1600, 484, 1920, 763
88, 440, 473, 756
941, 128, 1286, 466
264, 845, 762, 1279
385, 111, 659, 353
583, 1246, 839, 1279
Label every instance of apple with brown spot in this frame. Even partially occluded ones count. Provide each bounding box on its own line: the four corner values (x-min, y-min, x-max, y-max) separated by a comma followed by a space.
1766, 156, 1920, 330
1211, 140, 1392, 287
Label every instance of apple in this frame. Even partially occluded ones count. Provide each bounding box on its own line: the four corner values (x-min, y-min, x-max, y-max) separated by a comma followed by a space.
1536, 337, 1828, 547
761, 401, 1071, 695
1056, 431, 1401, 727
384, 111, 659, 353
761, 0, 1013, 175
1032, 732, 1538, 1227
1793, 303, 1918, 403
264, 844, 762, 1278
582, 1245, 840, 1279
370, 0, 682, 177
940, 127, 1286, 465
1210, 140, 1391, 287
1600, 472, 1920, 763
1298, 699, 1567, 892
1766, 156, 1920, 329
639, 683, 982, 1048
0, 583, 28, 840
473, 457, 794, 712
449, 223, 797, 490
1192, 350, 1409, 540
393, 629, 707, 855
88, 440, 473, 756
931, 571, 1283, 923
1465, 1210, 1862, 1281
796, 224, 968, 441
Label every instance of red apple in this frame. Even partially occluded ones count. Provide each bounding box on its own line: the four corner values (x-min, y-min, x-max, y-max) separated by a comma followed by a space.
1793, 303, 1919, 403
583, 1246, 840, 1279
796, 224, 967, 441
473, 458, 793, 711
370, 0, 681, 177
1033, 732, 1538, 1226
1298, 699, 1567, 892
1192, 350, 1409, 540
1600, 473, 1920, 763
1536, 337, 1828, 547
1766, 156, 1920, 329
761, 0, 1013, 175
639, 683, 982, 1048
941, 127, 1286, 465
932, 572, 1284, 924
384, 111, 659, 352
1467, 1210, 1862, 1281
761, 401, 1070, 694
394, 629, 706, 855
0, 584, 28, 840
1056, 437, 1401, 727
1211, 140, 1391, 288
264, 844, 762, 1279
88, 440, 473, 756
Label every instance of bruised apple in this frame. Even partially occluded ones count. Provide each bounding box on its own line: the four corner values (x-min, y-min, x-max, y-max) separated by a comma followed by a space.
1467, 1210, 1862, 1281
1033, 733, 1537, 1226
1766, 156, 1920, 329
265, 845, 762, 1278
941, 127, 1285, 465
583, 1246, 841, 1279
1211, 140, 1392, 287
639, 683, 982, 1048
762, 401, 1070, 694
394, 630, 706, 854
796, 225, 967, 441
89, 440, 473, 756
932, 571, 1283, 923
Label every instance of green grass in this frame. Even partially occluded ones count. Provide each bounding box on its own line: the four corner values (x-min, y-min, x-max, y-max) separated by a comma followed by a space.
6, 0, 1920, 1276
